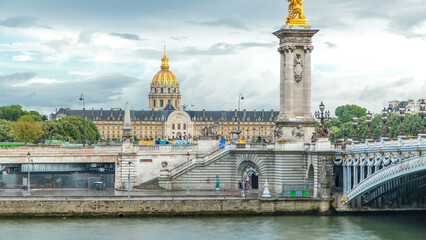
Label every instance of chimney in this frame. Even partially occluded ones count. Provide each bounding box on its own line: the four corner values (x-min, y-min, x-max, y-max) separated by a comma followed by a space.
91, 108, 94, 117
65, 108, 70, 115
100, 108, 103, 116
202, 109, 206, 118
271, 109, 274, 118
119, 107, 122, 116
110, 108, 113, 117
262, 109, 264, 118
254, 109, 256, 117
55, 108, 57, 114
234, 109, 237, 117
151, 108, 155, 116
243, 109, 246, 117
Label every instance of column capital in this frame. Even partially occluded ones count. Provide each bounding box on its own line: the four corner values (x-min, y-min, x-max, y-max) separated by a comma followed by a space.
304, 46, 314, 53
278, 45, 296, 53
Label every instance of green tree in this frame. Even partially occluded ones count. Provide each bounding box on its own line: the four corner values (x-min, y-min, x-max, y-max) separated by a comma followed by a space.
0, 119, 15, 142
41, 116, 100, 141
0, 105, 26, 121
371, 114, 383, 140
26, 110, 43, 122
11, 115, 43, 143
335, 105, 367, 123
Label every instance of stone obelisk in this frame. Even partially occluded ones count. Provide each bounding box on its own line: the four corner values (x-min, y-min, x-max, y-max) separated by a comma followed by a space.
274, 0, 318, 143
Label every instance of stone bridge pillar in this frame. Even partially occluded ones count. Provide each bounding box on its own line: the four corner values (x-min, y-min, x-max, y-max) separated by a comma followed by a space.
273, 26, 319, 143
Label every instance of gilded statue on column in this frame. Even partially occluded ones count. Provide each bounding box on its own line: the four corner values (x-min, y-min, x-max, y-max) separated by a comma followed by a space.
285, 0, 308, 26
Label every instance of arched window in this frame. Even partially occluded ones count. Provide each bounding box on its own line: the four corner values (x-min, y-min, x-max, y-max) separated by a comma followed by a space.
178, 124, 181, 130
168, 88, 170, 93
160, 100, 164, 107
153, 100, 156, 107
172, 124, 175, 130
183, 124, 186, 130
161, 88, 163, 93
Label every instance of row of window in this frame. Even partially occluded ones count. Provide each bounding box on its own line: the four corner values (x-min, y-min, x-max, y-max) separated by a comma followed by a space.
153, 99, 178, 108
154, 87, 177, 94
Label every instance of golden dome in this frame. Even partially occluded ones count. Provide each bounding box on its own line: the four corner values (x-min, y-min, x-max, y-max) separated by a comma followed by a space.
152, 45, 178, 86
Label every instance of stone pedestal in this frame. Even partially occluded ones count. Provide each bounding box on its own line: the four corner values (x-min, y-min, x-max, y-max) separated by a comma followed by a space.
273, 25, 318, 143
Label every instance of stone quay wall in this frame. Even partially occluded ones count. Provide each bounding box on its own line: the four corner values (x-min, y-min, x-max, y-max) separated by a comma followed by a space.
0, 198, 332, 217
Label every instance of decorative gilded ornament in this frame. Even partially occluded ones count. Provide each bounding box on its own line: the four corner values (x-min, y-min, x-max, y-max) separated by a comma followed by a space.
285, 0, 309, 26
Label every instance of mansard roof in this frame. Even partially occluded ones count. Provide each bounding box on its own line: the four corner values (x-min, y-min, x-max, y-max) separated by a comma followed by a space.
52, 108, 278, 122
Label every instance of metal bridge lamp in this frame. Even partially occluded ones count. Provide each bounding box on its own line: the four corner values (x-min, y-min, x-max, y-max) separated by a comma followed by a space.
186, 152, 190, 195
398, 106, 406, 136
419, 99, 426, 134
128, 161, 131, 199
79, 93, 86, 147
366, 111, 372, 139
381, 108, 388, 138
26, 152, 31, 195
352, 115, 358, 141
238, 94, 244, 133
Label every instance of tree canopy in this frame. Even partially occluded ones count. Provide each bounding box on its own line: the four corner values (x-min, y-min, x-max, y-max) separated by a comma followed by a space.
11, 115, 43, 143
335, 104, 367, 123
0, 105, 46, 122
42, 116, 100, 141
0, 119, 15, 142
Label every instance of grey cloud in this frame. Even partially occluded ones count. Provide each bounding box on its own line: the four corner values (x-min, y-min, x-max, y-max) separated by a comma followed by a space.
0, 16, 52, 29
188, 17, 249, 30
0, 72, 37, 82
78, 30, 95, 44
180, 42, 275, 56
325, 42, 337, 48
0, 72, 141, 109
135, 48, 162, 60
109, 32, 145, 41
44, 38, 72, 52
170, 36, 188, 41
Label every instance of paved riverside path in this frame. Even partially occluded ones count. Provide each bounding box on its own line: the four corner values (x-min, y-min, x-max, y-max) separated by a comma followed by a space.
0, 188, 261, 199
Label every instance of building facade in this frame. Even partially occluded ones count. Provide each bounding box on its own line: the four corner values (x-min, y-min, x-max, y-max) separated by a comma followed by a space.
53, 46, 277, 141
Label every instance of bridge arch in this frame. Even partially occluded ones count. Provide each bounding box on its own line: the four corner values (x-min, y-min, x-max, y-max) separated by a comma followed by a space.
342, 156, 426, 207
235, 154, 265, 190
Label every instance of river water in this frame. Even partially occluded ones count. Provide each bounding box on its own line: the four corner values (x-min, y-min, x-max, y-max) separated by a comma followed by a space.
0, 215, 424, 240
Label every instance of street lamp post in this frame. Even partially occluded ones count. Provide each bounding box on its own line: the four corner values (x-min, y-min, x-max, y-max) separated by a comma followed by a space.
238, 94, 244, 133
398, 106, 406, 136
366, 111, 372, 139
381, 108, 388, 138
186, 152, 190, 195
79, 93, 86, 147
419, 99, 426, 134
26, 152, 31, 195
314, 102, 330, 138
352, 115, 358, 141
128, 161, 131, 199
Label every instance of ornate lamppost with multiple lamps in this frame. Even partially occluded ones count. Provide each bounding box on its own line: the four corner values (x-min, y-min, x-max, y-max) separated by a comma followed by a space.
352, 115, 358, 141
314, 102, 330, 138
419, 99, 426, 135
381, 108, 389, 138
398, 106, 406, 136
366, 111, 372, 139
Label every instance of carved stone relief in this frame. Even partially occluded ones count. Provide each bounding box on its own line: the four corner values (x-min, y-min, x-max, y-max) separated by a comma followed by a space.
293, 53, 303, 82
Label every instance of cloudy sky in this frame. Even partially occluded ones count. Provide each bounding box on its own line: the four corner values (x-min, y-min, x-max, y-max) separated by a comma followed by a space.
0, 0, 425, 116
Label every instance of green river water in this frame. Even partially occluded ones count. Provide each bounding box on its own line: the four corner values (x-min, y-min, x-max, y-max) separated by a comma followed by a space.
0, 214, 424, 240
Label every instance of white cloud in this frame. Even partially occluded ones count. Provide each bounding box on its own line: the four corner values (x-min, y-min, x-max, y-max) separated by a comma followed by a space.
12, 55, 32, 61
